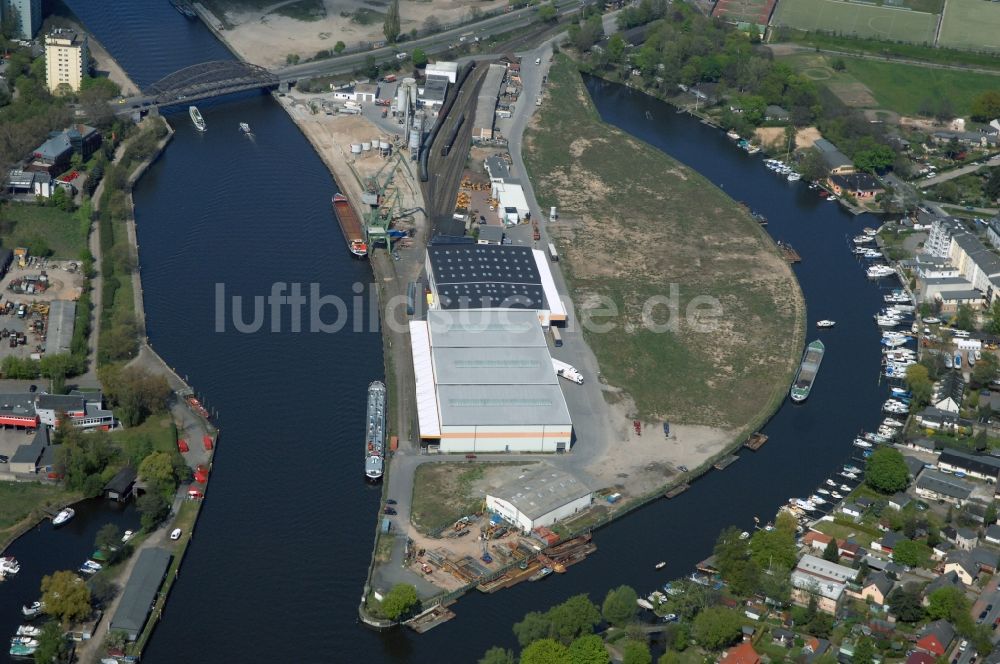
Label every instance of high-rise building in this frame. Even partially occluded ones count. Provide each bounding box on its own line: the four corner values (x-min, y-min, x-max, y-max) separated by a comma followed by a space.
44, 29, 89, 94
2, 0, 42, 40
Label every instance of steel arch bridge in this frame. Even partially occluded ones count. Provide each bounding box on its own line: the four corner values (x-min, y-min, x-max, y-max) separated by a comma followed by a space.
145, 61, 279, 104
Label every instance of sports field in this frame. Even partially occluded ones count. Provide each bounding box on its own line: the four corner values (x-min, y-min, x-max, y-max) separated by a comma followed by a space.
771, 0, 938, 44
939, 0, 1000, 51
713, 0, 777, 24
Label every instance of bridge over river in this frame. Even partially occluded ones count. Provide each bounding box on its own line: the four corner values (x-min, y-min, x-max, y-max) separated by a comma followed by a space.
118, 60, 281, 111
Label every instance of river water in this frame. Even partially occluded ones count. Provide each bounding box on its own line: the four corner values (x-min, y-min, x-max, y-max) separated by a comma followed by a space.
5, 3, 897, 662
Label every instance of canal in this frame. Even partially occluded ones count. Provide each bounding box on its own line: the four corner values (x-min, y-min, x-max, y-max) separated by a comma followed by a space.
12, 4, 894, 662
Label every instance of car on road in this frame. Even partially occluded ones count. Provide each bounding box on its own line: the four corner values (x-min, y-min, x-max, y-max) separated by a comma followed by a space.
28, 385, 36, 393
0, 455, 8, 463
960, 640, 968, 652
383, 507, 397, 515
169, 528, 182, 540
978, 610, 988, 623
465, 453, 477, 460
386, 499, 397, 505
534, 57, 541, 64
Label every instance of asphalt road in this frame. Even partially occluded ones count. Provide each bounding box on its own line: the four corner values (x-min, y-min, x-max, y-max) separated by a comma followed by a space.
920, 155, 1000, 187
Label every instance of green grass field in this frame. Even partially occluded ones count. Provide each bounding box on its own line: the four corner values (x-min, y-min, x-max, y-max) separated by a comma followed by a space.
0, 203, 89, 259
781, 52, 999, 115
939, 0, 1000, 51
772, 0, 938, 44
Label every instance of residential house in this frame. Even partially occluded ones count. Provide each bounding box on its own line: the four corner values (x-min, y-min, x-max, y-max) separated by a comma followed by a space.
873, 531, 903, 554
914, 469, 973, 505
906, 653, 938, 664
839, 540, 862, 561
841, 502, 864, 520
8, 427, 56, 475
860, 573, 894, 606
932, 130, 1000, 148
771, 629, 794, 647
814, 138, 855, 175
803, 531, 833, 553
827, 173, 885, 199
29, 132, 72, 175
719, 641, 760, 664
938, 449, 1000, 482
915, 620, 956, 657
932, 541, 954, 561
889, 492, 912, 510
985, 524, 1000, 545
802, 637, 831, 664
765, 105, 790, 122
955, 528, 978, 551
944, 551, 979, 585
914, 407, 971, 433
790, 554, 857, 614
922, 571, 962, 604
904, 438, 938, 453
970, 547, 998, 574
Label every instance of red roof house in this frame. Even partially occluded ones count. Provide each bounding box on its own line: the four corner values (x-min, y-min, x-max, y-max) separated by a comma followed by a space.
719, 642, 760, 664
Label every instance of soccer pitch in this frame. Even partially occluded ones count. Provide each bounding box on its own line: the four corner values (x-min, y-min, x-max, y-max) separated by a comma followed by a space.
772, 0, 938, 44
939, 0, 1000, 51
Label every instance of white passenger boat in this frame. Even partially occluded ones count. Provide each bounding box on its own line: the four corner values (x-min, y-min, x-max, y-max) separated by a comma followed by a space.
52, 508, 74, 526
189, 105, 206, 131
816, 320, 836, 328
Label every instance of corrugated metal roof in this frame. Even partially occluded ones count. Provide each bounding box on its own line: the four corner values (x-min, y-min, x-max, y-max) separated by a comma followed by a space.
409, 321, 441, 437
110, 548, 171, 637
431, 346, 557, 385
489, 465, 590, 519
46, 299, 76, 356
426, 309, 546, 347
532, 249, 566, 318
438, 383, 571, 426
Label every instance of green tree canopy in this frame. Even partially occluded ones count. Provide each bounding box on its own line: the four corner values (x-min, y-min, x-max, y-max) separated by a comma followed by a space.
55, 424, 118, 497
98, 364, 171, 427
927, 586, 969, 622
514, 611, 553, 647
905, 363, 933, 407
971, 90, 1000, 122
602, 585, 638, 627
139, 451, 177, 496
41, 570, 92, 626
887, 585, 925, 622
853, 636, 875, 664
549, 594, 601, 644
621, 640, 652, 664
334, 41, 346, 54
479, 647, 515, 664
537, 3, 557, 22
568, 634, 609, 664
94, 523, 120, 556
381, 583, 419, 620
32, 620, 69, 664
865, 447, 909, 494
822, 538, 839, 563
412, 48, 428, 68
137, 490, 170, 532
972, 352, 999, 387
521, 638, 571, 664
691, 606, 743, 650
749, 525, 797, 571
955, 304, 976, 331
854, 145, 895, 173
383, 0, 401, 43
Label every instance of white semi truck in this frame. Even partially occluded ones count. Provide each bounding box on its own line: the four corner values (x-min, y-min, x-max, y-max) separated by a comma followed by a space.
551, 358, 583, 384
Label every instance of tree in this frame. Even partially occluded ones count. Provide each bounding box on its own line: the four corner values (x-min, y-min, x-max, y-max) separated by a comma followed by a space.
887, 585, 925, 622
381, 583, 418, 620
798, 148, 828, 183
549, 594, 601, 644
808, 612, 834, 638
137, 490, 170, 531
906, 363, 933, 407
538, 3, 557, 22
985, 168, 1000, 202
32, 621, 69, 664
412, 48, 428, 68
691, 606, 743, 650
479, 647, 515, 664
98, 364, 171, 427
853, 637, 875, 664
891, 540, 929, 568
521, 638, 571, 664
749, 526, 797, 571
515, 611, 553, 647
831, 58, 847, 72
55, 425, 118, 497
972, 351, 999, 387
621, 640, 652, 664
334, 41, 346, 54
955, 303, 976, 331
854, 145, 895, 174
602, 585, 638, 627
94, 524, 120, 556
383, 0, 401, 43
822, 538, 839, 563
568, 634, 608, 664
139, 451, 177, 497
970, 90, 1000, 123
927, 586, 969, 621
865, 447, 909, 494
41, 570, 91, 626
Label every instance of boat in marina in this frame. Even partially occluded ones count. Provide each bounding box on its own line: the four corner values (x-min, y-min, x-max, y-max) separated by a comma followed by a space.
637, 598, 655, 610
787, 172, 801, 181
332, 193, 368, 258
364, 381, 387, 482
9, 642, 36, 657
853, 439, 872, 449
20, 602, 43, 619
816, 320, 835, 328
0, 556, 20, 576
529, 566, 553, 582
654, 561, 666, 569
189, 106, 206, 132
726, 130, 740, 140
169, 0, 197, 18
15, 626, 40, 638
52, 508, 74, 526
790, 340, 824, 403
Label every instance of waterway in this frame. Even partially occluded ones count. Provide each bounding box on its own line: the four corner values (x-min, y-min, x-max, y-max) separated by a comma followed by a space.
11, 3, 896, 660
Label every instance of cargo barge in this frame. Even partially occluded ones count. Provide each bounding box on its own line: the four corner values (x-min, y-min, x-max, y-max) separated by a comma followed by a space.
332, 193, 368, 258
365, 381, 386, 481
790, 339, 825, 403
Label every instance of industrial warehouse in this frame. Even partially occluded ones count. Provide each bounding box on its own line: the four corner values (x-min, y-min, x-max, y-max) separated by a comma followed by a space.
486, 465, 592, 532
425, 243, 567, 326
409, 309, 573, 453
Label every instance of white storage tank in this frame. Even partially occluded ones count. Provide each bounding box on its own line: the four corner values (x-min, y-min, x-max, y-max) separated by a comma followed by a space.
396, 87, 408, 115
379, 140, 391, 150
351, 144, 363, 154
362, 142, 372, 151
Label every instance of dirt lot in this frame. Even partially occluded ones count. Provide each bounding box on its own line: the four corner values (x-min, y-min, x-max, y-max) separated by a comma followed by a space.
754, 126, 821, 151
206, 0, 509, 69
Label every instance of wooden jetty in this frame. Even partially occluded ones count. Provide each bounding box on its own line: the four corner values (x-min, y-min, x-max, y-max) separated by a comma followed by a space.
744, 432, 768, 451
405, 604, 456, 633
664, 483, 690, 499
777, 241, 801, 263
713, 455, 739, 471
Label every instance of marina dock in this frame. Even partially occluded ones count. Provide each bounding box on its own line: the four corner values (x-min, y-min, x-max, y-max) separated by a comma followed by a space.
664, 483, 690, 499
777, 241, 801, 263
405, 604, 456, 633
713, 455, 739, 471
744, 432, 768, 451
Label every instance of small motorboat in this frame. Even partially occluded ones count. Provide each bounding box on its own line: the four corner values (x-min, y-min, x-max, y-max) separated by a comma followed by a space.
739, 531, 750, 539
831, 491, 843, 500
9, 643, 36, 657
21, 602, 43, 619
637, 598, 655, 610
15, 626, 40, 637
121, 530, 135, 543
840, 484, 852, 492
0, 556, 20, 576
816, 488, 830, 495
239, 122, 252, 135
826, 479, 837, 486
923, 317, 941, 324
654, 561, 666, 570
10, 637, 38, 647
816, 320, 836, 328
52, 508, 75, 526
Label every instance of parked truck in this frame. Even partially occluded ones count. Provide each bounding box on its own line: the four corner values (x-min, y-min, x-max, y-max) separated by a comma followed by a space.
551, 358, 583, 384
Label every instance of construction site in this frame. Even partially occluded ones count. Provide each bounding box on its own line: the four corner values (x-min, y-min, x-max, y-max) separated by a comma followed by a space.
0, 255, 85, 361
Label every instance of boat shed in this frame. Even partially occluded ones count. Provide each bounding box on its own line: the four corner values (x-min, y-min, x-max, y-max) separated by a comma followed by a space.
46, 300, 76, 356
110, 548, 172, 641
103, 465, 137, 502
486, 464, 591, 531
425, 243, 567, 326
409, 309, 573, 453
